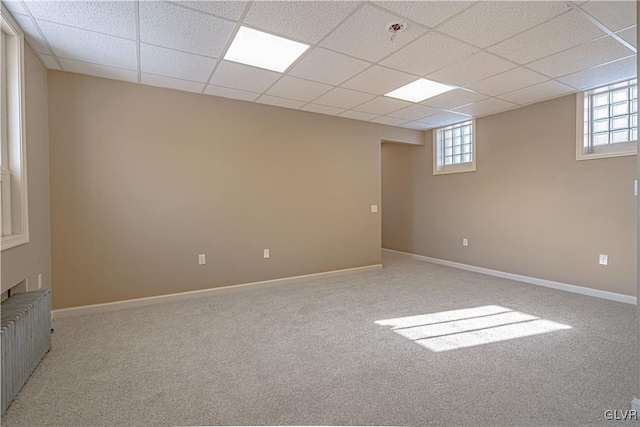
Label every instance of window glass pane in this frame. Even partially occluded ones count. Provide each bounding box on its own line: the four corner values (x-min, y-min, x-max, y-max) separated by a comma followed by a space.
593, 132, 609, 146
611, 116, 628, 130
445, 156, 452, 165
632, 114, 638, 128
611, 129, 629, 143
632, 86, 637, 99
593, 119, 608, 132
593, 105, 609, 119
445, 137, 452, 148
453, 145, 461, 155
632, 128, 638, 141
462, 154, 471, 163
632, 100, 637, 114
611, 102, 628, 116
445, 147, 452, 156
612, 89, 628, 103
593, 93, 609, 107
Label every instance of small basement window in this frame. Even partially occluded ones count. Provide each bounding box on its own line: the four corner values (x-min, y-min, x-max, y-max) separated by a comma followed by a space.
0, 6, 28, 251
433, 120, 476, 175
577, 78, 638, 160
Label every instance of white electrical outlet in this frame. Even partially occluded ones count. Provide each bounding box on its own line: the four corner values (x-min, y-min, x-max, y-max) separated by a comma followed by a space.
37, 274, 43, 289
463, 238, 468, 247
371, 205, 378, 213
264, 249, 270, 259
198, 254, 206, 265
599, 254, 608, 265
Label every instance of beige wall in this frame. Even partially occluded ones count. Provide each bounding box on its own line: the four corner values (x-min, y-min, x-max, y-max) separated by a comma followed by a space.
1, 43, 51, 294
47, 71, 421, 309
383, 94, 637, 296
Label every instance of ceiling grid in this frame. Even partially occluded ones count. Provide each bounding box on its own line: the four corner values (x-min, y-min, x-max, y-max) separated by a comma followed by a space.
1, 0, 636, 130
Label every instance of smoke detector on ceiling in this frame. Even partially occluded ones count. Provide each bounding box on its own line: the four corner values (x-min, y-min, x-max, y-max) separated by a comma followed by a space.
386, 22, 406, 34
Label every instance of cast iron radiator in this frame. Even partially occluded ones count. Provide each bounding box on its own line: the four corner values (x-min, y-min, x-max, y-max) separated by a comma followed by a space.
1, 290, 51, 415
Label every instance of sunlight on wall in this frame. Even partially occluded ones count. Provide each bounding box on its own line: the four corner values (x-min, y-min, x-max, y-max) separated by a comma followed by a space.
375, 305, 571, 352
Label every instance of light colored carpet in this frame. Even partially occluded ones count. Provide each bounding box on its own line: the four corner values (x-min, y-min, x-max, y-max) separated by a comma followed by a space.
2, 251, 637, 426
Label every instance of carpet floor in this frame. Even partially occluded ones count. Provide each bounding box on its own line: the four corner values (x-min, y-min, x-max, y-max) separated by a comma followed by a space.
2, 251, 638, 426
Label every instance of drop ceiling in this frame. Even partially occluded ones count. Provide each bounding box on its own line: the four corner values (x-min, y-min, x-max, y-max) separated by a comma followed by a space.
2, 0, 637, 130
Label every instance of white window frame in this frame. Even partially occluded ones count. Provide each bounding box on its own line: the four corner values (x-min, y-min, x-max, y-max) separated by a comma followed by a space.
576, 79, 638, 161
0, 5, 28, 251
433, 119, 476, 175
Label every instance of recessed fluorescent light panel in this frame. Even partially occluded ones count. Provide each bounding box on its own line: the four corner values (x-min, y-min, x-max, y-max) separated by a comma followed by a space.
224, 26, 309, 73
385, 78, 455, 103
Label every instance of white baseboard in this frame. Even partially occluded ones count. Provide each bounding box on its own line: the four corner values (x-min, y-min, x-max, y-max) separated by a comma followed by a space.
383, 248, 636, 305
52, 264, 382, 319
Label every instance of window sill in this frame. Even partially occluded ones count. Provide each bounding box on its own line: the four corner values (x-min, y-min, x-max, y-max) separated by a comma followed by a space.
1, 233, 28, 251
577, 142, 637, 161
434, 163, 477, 176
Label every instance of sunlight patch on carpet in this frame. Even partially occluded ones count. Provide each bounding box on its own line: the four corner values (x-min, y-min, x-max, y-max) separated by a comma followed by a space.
376, 305, 571, 352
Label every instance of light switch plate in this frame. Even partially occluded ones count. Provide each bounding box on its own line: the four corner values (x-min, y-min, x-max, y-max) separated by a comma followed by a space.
264, 249, 270, 259
371, 205, 378, 213
599, 254, 608, 265
463, 238, 468, 247
198, 254, 206, 265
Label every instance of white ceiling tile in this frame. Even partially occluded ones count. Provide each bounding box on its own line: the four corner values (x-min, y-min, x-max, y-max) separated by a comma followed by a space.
320, 4, 426, 62
421, 89, 487, 110
371, 116, 408, 126
140, 44, 216, 83
3, 1, 27, 16
466, 68, 548, 96
139, 1, 235, 57
141, 73, 204, 93
580, 0, 637, 32
210, 61, 280, 93
497, 80, 575, 105
526, 36, 634, 78
437, 1, 572, 48
204, 84, 260, 102
301, 104, 345, 116
388, 104, 439, 121
288, 48, 370, 86
452, 98, 518, 117
38, 54, 60, 70
26, 1, 136, 40
39, 20, 137, 69
353, 96, 412, 115
557, 55, 637, 90
399, 121, 432, 130
339, 110, 379, 121
426, 52, 516, 87
256, 95, 305, 109
313, 87, 376, 109
59, 58, 138, 82
418, 111, 472, 126
617, 26, 637, 48
374, 1, 475, 28
380, 32, 478, 76
488, 10, 607, 64
12, 14, 50, 54
266, 76, 332, 102
243, 1, 360, 44
168, 1, 248, 20
341, 65, 417, 95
